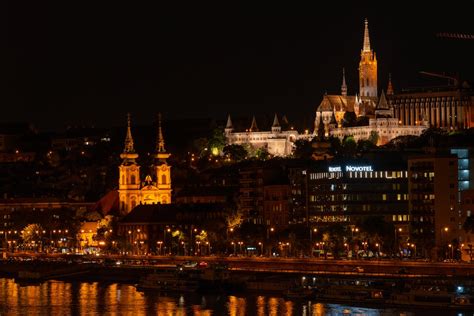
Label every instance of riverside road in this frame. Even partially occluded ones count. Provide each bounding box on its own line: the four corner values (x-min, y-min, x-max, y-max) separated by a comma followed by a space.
3, 253, 474, 278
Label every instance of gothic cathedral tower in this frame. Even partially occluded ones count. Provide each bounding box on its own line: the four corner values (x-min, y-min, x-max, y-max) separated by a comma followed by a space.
153, 113, 172, 204
118, 114, 141, 214
359, 19, 377, 98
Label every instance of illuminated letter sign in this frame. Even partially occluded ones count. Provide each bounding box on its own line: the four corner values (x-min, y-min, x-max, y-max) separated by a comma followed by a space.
328, 166, 342, 172
345, 165, 373, 172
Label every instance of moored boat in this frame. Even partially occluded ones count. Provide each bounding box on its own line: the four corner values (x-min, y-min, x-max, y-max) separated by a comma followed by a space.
136, 272, 199, 293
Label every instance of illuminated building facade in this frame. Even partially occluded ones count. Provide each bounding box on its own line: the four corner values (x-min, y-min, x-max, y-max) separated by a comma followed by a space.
118, 114, 172, 214
224, 114, 300, 157
408, 155, 459, 254
315, 19, 427, 146
226, 19, 429, 154
390, 87, 474, 129
304, 159, 409, 227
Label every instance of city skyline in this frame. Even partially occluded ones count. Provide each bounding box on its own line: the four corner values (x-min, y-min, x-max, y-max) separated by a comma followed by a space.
4, 2, 474, 130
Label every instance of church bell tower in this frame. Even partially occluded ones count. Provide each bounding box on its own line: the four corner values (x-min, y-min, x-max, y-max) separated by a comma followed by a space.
154, 113, 172, 204
118, 113, 141, 214
359, 18, 378, 98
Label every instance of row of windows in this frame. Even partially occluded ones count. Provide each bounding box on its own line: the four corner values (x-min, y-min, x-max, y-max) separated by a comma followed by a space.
310, 171, 408, 180
310, 193, 408, 202
392, 214, 410, 222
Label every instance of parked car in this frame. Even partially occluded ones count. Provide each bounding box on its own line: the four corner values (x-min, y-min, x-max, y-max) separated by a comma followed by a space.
182, 261, 198, 268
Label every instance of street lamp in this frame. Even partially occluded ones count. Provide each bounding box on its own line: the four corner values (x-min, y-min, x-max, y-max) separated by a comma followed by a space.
196, 241, 201, 256
238, 241, 243, 254
448, 244, 453, 259
395, 228, 402, 254
309, 228, 317, 256
266, 227, 274, 239
231, 241, 236, 255
258, 242, 263, 255
190, 228, 198, 256
410, 243, 416, 258
156, 241, 163, 255
206, 241, 210, 255
351, 227, 359, 238
375, 243, 381, 254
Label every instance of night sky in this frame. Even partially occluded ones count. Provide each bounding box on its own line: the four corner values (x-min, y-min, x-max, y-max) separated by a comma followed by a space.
4, 1, 474, 130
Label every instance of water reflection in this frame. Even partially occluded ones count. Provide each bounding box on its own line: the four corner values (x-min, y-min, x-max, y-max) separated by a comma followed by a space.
0, 278, 467, 315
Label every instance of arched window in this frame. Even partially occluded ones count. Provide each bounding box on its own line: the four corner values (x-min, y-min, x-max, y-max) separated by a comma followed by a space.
161, 174, 167, 185
131, 175, 136, 184
121, 175, 125, 185
366, 78, 369, 87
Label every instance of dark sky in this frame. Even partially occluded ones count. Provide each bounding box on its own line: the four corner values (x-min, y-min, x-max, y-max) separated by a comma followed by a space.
3, 1, 474, 130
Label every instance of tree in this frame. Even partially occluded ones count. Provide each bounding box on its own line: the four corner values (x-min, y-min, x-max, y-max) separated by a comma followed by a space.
321, 223, 346, 259
357, 139, 376, 152
223, 144, 248, 162
226, 209, 244, 232
328, 136, 342, 157
254, 147, 270, 160
192, 137, 209, 157
360, 216, 394, 242
208, 128, 226, 156
368, 131, 379, 145
21, 224, 44, 249
342, 136, 357, 158
293, 140, 313, 159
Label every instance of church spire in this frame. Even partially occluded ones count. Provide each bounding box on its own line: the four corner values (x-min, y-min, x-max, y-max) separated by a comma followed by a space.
156, 113, 166, 153
363, 18, 371, 52
120, 113, 138, 161
123, 113, 135, 153
226, 114, 233, 129
249, 116, 259, 132
225, 114, 234, 134
272, 113, 280, 127
341, 67, 347, 96
271, 113, 281, 133
387, 73, 394, 96
154, 113, 170, 163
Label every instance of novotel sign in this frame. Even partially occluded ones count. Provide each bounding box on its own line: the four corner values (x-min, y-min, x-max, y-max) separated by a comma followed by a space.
328, 165, 373, 172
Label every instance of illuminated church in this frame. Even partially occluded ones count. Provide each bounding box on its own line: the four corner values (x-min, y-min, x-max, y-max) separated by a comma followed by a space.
314, 18, 427, 145
118, 114, 172, 214
225, 18, 428, 154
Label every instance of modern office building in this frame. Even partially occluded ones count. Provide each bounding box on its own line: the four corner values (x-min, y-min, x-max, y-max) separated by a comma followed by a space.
303, 157, 409, 227
408, 155, 459, 256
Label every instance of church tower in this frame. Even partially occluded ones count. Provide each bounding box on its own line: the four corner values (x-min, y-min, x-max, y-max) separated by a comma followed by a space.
153, 113, 172, 204
341, 68, 347, 97
359, 19, 378, 98
118, 113, 141, 214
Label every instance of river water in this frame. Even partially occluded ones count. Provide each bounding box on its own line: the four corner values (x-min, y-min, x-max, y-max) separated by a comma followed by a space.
0, 278, 468, 315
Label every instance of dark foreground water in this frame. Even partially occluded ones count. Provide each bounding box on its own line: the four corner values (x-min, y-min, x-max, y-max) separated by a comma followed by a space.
0, 278, 470, 316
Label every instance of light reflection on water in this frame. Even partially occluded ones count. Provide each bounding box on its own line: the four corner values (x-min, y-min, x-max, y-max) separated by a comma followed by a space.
0, 278, 467, 316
